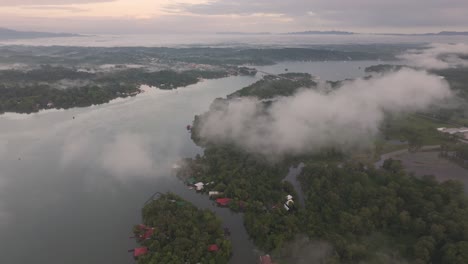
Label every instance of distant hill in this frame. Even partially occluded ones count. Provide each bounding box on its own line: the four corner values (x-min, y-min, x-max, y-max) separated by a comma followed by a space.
378, 31, 468, 36
285, 30, 355, 35
0, 28, 80, 40
216, 32, 272, 35
423, 31, 468, 36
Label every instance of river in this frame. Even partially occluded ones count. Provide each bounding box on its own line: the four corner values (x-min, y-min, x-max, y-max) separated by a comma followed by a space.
0, 60, 384, 264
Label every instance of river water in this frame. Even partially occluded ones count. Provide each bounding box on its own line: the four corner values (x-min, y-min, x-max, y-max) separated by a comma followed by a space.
0, 60, 385, 264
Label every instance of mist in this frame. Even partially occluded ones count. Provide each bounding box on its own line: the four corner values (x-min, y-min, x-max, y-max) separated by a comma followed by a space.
399, 43, 468, 69
198, 69, 452, 156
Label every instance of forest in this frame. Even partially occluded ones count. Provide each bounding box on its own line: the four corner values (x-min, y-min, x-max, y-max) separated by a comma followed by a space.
0, 65, 231, 114
133, 193, 232, 264
298, 159, 468, 263
0, 44, 408, 66
182, 72, 468, 263
182, 137, 468, 263
227, 73, 317, 99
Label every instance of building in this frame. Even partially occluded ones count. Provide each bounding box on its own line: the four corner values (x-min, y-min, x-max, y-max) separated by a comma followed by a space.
284, 194, 294, 211
209, 191, 222, 197
259, 255, 275, 264
437, 127, 468, 140
437, 127, 468, 134
133, 247, 148, 259
194, 182, 204, 191
216, 198, 232, 206
208, 244, 219, 252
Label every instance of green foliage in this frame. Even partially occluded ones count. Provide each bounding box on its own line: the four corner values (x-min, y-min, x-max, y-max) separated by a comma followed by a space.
135, 193, 231, 264
380, 114, 453, 146
181, 143, 302, 251
298, 160, 468, 263
364, 64, 406, 73
186, 66, 468, 263
0, 66, 228, 114
228, 73, 317, 99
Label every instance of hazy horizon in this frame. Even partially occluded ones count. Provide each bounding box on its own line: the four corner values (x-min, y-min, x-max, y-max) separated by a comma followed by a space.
0, 0, 467, 35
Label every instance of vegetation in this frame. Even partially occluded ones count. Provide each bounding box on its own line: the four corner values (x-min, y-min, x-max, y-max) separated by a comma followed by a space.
0, 82, 138, 114
364, 64, 406, 73
299, 159, 468, 263
180, 144, 301, 251
185, 129, 468, 263
134, 193, 232, 264
0, 65, 231, 114
183, 72, 468, 263
0, 44, 414, 114
0, 45, 406, 66
228, 73, 317, 99
380, 114, 454, 150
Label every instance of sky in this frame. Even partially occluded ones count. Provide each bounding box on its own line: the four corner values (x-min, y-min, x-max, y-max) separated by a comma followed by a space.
0, 0, 467, 34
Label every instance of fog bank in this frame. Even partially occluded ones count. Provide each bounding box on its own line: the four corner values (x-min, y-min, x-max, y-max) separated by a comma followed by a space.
198, 69, 452, 156
399, 43, 468, 69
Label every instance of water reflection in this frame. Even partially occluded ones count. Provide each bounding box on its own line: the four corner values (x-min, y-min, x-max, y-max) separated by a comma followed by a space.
0, 76, 258, 264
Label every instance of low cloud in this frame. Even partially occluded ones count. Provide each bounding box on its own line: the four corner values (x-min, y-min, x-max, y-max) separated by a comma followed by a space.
198, 69, 452, 156
398, 43, 468, 69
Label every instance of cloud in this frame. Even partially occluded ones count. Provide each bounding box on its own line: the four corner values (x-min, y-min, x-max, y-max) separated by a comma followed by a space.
197, 69, 452, 156
99, 133, 154, 179
398, 43, 468, 70
21, 5, 88, 12
176, 0, 468, 31
0, 0, 114, 6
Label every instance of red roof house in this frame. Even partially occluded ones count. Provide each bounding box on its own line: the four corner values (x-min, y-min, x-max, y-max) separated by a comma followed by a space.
216, 198, 232, 206
134, 247, 148, 258
259, 255, 273, 264
141, 228, 155, 240
208, 244, 219, 252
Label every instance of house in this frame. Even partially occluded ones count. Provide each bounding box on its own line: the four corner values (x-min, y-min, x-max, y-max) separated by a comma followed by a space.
284, 195, 294, 211
437, 127, 468, 135
134, 225, 155, 240
209, 191, 222, 197
259, 254, 274, 264
437, 127, 468, 140
194, 182, 204, 191
216, 198, 232, 206
133, 247, 148, 259
208, 244, 219, 252
141, 228, 155, 240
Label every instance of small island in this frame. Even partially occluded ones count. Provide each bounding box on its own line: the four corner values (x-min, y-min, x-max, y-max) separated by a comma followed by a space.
131, 193, 232, 264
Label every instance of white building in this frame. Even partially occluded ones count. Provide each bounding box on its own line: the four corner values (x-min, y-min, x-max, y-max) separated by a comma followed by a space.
209, 191, 222, 197
437, 127, 468, 135
194, 182, 204, 191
